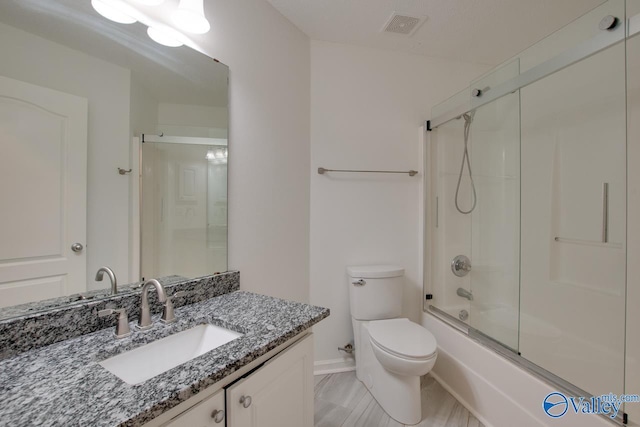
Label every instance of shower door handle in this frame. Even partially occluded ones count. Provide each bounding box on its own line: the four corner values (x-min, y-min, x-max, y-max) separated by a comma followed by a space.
602, 182, 609, 243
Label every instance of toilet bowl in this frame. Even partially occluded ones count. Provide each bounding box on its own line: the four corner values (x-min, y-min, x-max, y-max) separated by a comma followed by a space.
348, 265, 438, 425
369, 318, 437, 377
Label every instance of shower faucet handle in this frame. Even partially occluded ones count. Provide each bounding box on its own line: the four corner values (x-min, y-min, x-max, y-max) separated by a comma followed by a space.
451, 255, 471, 277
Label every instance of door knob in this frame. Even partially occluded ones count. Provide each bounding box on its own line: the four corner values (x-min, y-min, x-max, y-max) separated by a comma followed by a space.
71, 243, 84, 253
239, 395, 252, 408
211, 409, 225, 423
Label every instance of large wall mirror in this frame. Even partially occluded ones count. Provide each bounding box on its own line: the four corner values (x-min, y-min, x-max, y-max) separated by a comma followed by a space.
0, 0, 228, 317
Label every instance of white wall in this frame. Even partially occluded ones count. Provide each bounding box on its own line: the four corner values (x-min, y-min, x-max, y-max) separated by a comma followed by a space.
197, 0, 311, 303
309, 40, 490, 366
0, 22, 132, 291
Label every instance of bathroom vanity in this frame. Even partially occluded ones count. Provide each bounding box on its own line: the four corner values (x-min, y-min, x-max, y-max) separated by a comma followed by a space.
153, 333, 314, 427
0, 286, 328, 426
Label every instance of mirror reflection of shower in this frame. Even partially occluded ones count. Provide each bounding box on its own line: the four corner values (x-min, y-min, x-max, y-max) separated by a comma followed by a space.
454, 111, 477, 214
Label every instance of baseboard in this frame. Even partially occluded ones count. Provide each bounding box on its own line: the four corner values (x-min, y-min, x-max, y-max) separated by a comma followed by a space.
314, 358, 356, 375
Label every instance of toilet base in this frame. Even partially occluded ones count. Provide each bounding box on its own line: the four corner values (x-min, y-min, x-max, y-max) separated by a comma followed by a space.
353, 320, 426, 425
367, 366, 422, 425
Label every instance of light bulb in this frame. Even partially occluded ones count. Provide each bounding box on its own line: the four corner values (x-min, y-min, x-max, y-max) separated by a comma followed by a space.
206, 149, 215, 160
91, 0, 137, 24
147, 26, 184, 47
173, 0, 210, 34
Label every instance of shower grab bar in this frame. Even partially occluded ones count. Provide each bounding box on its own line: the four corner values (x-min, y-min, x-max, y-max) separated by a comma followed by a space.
553, 237, 622, 248
317, 167, 418, 176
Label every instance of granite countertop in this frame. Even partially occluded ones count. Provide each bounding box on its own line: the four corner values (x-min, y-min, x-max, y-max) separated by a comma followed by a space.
0, 291, 329, 427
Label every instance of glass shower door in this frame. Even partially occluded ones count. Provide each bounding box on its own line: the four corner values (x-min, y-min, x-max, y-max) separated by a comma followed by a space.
141, 141, 228, 280
465, 62, 521, 351
519, 36, 627, 397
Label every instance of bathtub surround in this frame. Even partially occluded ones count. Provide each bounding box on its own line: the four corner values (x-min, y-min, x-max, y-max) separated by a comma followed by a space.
0, 291, 328, 426
423, 1, 640, 425
423, 313, 614, 427
0, 272, 239, 360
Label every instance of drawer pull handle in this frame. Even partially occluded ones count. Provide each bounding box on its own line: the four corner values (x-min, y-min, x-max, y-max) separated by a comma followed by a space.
239, 395, 252, 408
211, 409, 225, 423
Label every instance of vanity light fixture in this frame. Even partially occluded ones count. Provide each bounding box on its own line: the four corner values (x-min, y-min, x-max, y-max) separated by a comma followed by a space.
91, 0, 137, 24
147, 25, 185, 47
173, 0, 211, 34
92, 0, 191, 48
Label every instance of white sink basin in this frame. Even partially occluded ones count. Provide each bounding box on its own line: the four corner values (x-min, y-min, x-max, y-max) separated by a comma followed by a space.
99, 324, 242, 385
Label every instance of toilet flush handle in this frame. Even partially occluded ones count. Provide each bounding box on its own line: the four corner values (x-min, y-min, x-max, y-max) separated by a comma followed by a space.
352, 279, 366, 286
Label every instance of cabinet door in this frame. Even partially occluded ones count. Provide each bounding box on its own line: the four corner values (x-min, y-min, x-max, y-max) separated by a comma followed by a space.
163, 389, 225, 427
226, 334, 314, 427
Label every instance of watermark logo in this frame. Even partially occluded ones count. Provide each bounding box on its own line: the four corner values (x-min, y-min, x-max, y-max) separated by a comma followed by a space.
542, 392, 639, 419
543, 392, 568, 418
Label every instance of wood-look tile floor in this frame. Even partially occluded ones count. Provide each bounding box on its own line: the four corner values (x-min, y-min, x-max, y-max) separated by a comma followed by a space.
314, 372, 484, 427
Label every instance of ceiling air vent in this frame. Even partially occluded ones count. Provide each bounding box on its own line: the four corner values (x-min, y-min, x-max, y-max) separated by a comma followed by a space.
382, 13, 426, 36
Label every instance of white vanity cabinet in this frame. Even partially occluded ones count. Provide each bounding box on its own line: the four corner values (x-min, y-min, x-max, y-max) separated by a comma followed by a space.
158, 333, 314, 427
225, 332, 314, 427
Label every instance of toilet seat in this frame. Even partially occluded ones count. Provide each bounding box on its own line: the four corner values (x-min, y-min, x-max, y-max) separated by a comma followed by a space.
368, 318, 437, 360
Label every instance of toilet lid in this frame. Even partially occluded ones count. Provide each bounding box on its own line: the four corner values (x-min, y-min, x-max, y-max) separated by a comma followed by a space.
369, 318, 437, 359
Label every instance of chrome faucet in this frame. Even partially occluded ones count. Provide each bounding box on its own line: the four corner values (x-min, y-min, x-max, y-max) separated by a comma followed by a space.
137, 279, 168, 330
456, 287, 474, 301
95, 267, 117, 295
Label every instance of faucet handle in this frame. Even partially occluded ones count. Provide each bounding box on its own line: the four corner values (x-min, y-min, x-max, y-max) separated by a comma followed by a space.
161, 291, 186, 324
98, 308, 131, 338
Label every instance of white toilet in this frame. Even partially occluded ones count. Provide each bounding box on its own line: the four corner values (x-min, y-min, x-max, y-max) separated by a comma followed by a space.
348, 265, 437, 425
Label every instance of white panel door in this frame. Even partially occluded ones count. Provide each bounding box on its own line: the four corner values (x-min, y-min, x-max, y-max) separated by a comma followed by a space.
226, 334, 314, 427
0, 75, 88, 307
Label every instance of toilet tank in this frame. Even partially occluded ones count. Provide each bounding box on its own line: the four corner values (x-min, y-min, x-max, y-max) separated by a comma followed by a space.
347, 265, 404, 320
